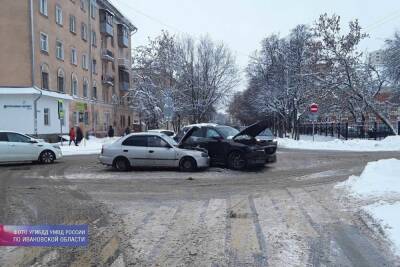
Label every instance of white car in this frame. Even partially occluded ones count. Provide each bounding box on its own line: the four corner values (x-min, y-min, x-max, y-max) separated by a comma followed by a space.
147, 129, 175, 137
99, 132, 209, 171
0, 131, 62, 164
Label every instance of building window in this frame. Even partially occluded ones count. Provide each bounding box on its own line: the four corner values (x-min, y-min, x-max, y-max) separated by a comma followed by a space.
81, 23, 88, 41
44, 108, 50, 126
56, 40, 64, 60
83, 78, 89, 98
91, 30, 97, 47
41, 64, 49, 90
82, 54, 88, 70
92, 59, 97, 74
57, 68, 65, 93
71, 74, 78, 96
69, 15, 76, 33
55, 5, 63, 25
40, 32, 49, 52
80, 0, 86, 12
90, 0, 97, 19
39, 0, 48, 16
92, 82, 97, 99
84, 112, 89, 125
71, 48, 78, 65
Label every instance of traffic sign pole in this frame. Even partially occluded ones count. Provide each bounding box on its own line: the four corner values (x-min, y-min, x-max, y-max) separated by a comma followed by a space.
310, 103, 319, 142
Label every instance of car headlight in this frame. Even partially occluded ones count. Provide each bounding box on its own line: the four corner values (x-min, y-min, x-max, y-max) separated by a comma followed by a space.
53, 145, 61, 150
201, 152, 208, 157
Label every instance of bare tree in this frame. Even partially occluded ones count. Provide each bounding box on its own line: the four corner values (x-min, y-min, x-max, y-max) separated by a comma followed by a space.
314, 14, 397, 134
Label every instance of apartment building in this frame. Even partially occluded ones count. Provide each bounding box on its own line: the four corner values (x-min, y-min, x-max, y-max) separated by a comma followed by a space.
0, 0, 137, 140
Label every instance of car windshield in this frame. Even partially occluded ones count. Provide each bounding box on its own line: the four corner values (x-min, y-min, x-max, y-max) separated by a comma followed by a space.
216, 126, 240, 139
258, 129, 274, 137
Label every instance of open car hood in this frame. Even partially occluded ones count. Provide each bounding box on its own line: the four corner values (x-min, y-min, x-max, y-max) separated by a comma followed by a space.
233, 120, 269, 140
177, 126, 199, 147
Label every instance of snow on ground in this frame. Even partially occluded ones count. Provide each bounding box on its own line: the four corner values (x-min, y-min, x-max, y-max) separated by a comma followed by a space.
339, 159, 400, 198
364, 202, 400, 255
60, 136, 120, 156
338, 159, 400, 256
278, 135, 400, 152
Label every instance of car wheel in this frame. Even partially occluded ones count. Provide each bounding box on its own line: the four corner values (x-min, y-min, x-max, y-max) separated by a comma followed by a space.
180, 157, 196, 172
39, 150, 55, 164
113, 157, 130, 172
228, 151, 246, 170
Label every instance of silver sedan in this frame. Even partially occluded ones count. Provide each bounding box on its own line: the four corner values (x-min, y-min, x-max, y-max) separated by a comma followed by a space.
99, 132, 209, 171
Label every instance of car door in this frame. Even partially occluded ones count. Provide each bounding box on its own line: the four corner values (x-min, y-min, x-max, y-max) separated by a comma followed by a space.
121, 135, 150, 167
6, 132, 38, 161
147, 136, 178, 167
204, 128, 226, 163
0, 133, 9, 162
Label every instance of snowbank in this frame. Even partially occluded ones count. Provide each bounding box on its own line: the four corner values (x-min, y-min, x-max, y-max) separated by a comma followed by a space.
60, 137, 120, 156
338, 159, 400, 255
278, 135, 400, 152
364, 202, 400, 255
339, 159, 400, 197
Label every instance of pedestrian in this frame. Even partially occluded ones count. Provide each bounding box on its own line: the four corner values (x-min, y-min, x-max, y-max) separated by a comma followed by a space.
124, 126, 131, 136
76, 126, 83, 146
108, 125, 114, 138
69, 127, 76, 146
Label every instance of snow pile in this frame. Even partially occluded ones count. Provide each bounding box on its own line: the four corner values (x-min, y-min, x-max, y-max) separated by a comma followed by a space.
278, 135, 400, 151
338, 159, 400, 255
60, 137, 120, 156
340, 159, 400, 197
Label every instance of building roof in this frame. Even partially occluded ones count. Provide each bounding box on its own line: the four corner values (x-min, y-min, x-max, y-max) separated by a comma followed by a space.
0, 87, 73, 100
98, 0, 137, 32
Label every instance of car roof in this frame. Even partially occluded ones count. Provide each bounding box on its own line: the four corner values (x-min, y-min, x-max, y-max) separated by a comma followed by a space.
148, 129, 174, 132
183, 123, 219, 128
125, 132, 166, 137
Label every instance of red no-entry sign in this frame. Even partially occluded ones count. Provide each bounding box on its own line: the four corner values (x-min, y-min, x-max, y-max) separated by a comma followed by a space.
310, 103, 319, 113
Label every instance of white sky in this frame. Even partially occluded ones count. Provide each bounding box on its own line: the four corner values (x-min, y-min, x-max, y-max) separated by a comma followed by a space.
110, 0, 400, 91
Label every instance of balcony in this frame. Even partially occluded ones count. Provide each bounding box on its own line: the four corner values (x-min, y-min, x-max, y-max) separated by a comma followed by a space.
118, 58, 131, 70
119, 80, 130, 91
101, 49, 114, 61
119, 69, 130, 91
118, 24, 129, 48
100, 10, 114, 37
102, 75, 114, 86
100, 22, 113, 37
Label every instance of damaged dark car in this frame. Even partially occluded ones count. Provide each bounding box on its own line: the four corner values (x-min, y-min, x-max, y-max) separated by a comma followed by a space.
176, 121, 277, 170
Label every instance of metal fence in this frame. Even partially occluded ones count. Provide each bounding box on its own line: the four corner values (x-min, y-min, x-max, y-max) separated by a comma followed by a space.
299, 121, 400, 140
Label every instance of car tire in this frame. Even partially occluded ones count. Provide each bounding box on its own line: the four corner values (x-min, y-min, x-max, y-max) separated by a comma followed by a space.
113, 157, 131, 172
179, 157, 196, 172
39, 150, 56, 164
227, 151, 246, 170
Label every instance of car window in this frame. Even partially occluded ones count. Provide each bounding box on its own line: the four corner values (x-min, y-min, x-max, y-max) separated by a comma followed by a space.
122, 136, 147, 147
0, 133, 8, 142
191, 128, 205, 137
216, 126, 239, 139
206, 128, 222, 139
148, 136, 170, 148
162, 135, 178, 146
7, 133, 31, 143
